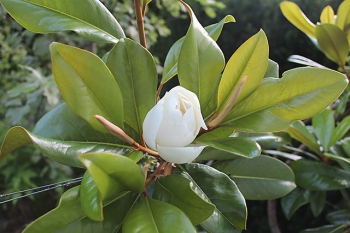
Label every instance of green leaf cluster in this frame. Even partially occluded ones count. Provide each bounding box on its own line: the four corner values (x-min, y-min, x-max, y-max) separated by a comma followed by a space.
0, 0, 348, 232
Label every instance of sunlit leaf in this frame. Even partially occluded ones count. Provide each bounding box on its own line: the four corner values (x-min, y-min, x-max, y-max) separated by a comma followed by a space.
106, 38, 157, 135
280, 1, 315, 38
153, 174, 215, 225
0, 0, 124, 43
178, 1, 225, 113
161, 15, 234, 84
122, 197, 196, 233
336, 0, 350, 31
223, 68, 348, 132
217, 30, 268, 113
79, 152, 145, 197
320, 6, 335, 24
213, 155, 296, 200
315, 24, 349, 66
50, 42, 124, 132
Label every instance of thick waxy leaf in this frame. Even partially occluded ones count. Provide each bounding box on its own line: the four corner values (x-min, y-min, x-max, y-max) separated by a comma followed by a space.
122, 197, 196, 233
106, 38, 157, 134
223, 68, 348, 132
195, 137, 261, 159
340, 137, 350, 157
330, 115, 350, 147
33, 103, 120, 143
287, 121, 320, 154
310, 191, 326, 217
336, 0, 350, 31
0, 127, 131, 167
301, 225, 345, 233
312, 108, 334, 152
265, 59, 279, 78
80, 171, 103, 221
320, 6, 335, 24
23, 186, 139, 233
178, 163, 247, 230
213, 155, 296, 200
315, 24, 349, 66
177, 1, 225, 111
290, 159, 350, 190
79, 152, 145, 198
50, 42, 124, 132
153, 174, 215, 225
327, 209, 350, 225
280, 1, 315, 38
217, 30, 268, 113
161, 15, 234, 84
281, 187, 311, 219
0, 0, 124, 43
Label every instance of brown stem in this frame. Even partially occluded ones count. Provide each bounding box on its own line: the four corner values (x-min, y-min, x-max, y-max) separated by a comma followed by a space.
267, 199, 281, 233
134, 0, 147, 48
156, 83, 164, 102
94, 115, 159, 157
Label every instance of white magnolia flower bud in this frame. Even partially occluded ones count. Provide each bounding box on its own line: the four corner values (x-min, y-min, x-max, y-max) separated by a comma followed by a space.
143, 86, 207, 164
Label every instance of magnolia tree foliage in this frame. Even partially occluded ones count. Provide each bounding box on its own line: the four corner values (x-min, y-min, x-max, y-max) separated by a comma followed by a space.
0, 0, 349, 232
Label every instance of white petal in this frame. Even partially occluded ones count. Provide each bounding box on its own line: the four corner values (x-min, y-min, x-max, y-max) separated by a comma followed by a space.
171, 86, 207, 131
157, 144, 206, 164
142, 99, 164, 150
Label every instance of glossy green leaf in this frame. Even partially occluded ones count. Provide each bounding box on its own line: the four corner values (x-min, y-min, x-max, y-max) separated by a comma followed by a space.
324, 153, 350, 164
327, 209, 350, 225
287, 121, 320, 154
0, 0, 124, 43
340, 137, 350, 157
213, 155, 296, 200
320, 6, 335, 24
177, 1, 225, 111
330, 115, 350, 147
264, 59, 279, 78
223, 67, 348, 132
50, 42, 124, 132
106, 38, 157, 134
336, 0, 350, 31
281, 187, 311, 219
80, 171, 103, 221
280, 1, 315, 38
217, 30, 268, 113
315, 24, 349, 66
0, 127, 131, 168
23, 186, 139, 233
179, 163, 247, 230
196, 137, 261, 159
312, 108, 334, 151
153, 174, 215, 225
79, 152, 145, 198
238, 132, 291, 150
290, 159, 350, 190
161, 15, 234, 84
310, 191, 326, 217
300, 225, 345, 233
33, 103, 120, 144
122, 197, 196, 233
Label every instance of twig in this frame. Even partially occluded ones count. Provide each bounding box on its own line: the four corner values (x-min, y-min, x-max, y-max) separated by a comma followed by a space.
267, 199, 281, 233
134, 0, 147, 48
